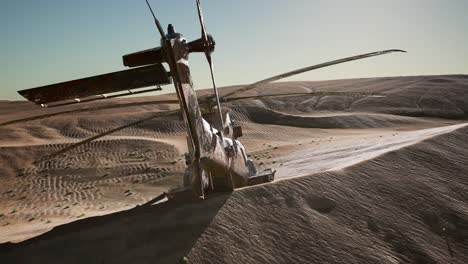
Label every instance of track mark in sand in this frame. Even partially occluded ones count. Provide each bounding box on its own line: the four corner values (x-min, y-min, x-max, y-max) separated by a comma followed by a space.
382, 229, 437, 264
37, 111, 179, 162
276, 123, 468, 179
305, 196, 337, 213
0, 133, 184, 239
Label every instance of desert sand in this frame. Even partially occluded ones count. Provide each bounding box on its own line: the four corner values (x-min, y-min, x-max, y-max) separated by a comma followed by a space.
0, 75, 467, 263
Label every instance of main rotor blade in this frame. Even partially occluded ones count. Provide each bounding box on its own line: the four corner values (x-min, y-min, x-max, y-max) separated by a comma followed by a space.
37, 109, 180, 163
195, 0, 224, 131
0, 100, 180, 127
206, 54, 225, 130
18, 64, 171, 105
145, 0, 166, 39
220, 49, 406, 100
222, 91, 386, 103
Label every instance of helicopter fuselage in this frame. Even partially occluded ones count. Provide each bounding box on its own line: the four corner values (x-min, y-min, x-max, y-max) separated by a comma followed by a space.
162, 30, 256, 197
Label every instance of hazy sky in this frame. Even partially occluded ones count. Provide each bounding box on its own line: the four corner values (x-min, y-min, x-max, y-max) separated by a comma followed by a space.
2, 0, 467, 100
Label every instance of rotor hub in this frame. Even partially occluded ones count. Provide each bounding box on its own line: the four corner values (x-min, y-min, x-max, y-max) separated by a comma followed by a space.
187, 34, 216, 54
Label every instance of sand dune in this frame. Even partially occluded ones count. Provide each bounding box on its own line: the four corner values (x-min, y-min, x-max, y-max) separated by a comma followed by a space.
188, 125, 468, 264
0, 75, 467, 263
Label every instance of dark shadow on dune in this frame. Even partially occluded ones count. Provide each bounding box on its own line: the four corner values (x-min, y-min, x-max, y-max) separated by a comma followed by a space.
0, 192, 231, 264
421, 209, 468, 243
428, 78, 456, 84
382, 229, 437, 264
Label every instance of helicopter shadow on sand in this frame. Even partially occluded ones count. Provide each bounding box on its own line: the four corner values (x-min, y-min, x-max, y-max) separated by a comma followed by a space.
0, 190, 231, 264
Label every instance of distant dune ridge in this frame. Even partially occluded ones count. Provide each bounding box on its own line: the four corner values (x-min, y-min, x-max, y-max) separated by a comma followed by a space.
0, 75, 467, 263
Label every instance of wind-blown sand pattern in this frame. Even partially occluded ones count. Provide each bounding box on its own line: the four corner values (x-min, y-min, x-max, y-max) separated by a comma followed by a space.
1, 75, 467, 263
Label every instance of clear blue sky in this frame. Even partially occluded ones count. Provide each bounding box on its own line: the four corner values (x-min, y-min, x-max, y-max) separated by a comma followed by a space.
2, 0, 467, 100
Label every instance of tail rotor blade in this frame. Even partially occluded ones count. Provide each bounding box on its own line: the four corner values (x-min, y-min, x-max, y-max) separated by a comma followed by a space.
206, 55, 224, 128
220, 49, 406, 100
194, 0, 224, 131
195, 0, 208, 44
195, 0, 215, 59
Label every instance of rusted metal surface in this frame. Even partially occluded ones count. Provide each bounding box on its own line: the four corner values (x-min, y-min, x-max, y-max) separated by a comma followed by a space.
18, 64, 171, 104
163, 25, 253, 196
163, 31, 208, 196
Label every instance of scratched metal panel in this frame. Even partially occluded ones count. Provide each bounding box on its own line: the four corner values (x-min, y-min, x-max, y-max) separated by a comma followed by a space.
18, 64, 171, 104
